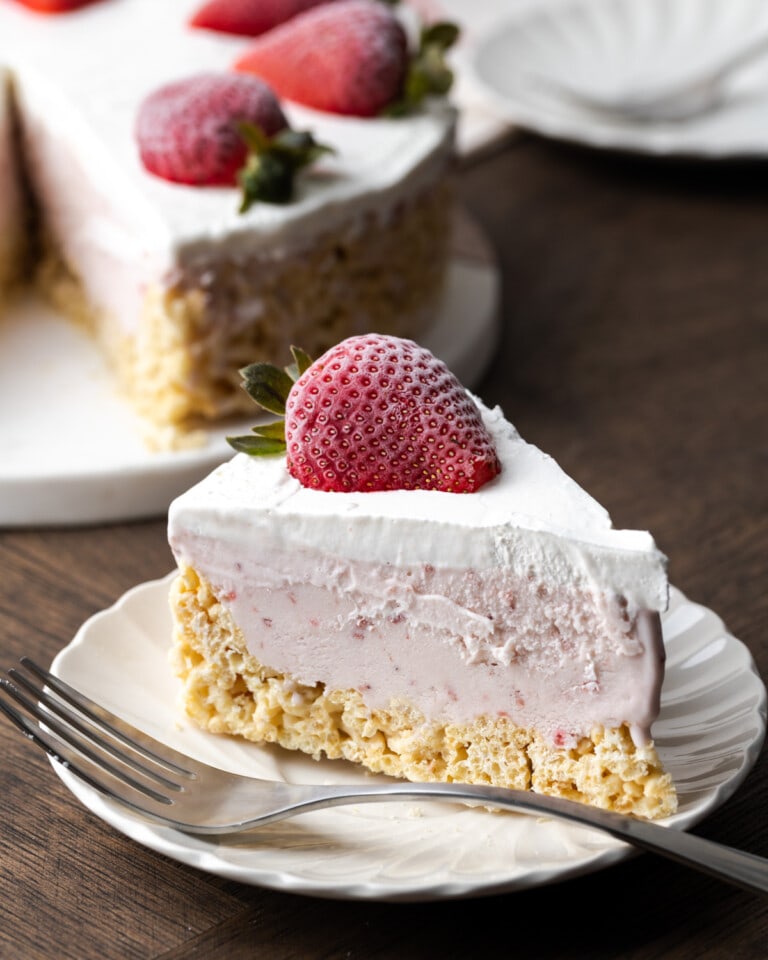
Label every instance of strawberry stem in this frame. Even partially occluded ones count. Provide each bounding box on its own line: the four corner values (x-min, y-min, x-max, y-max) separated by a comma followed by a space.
387, 20, 460, 116
227, 347, 316, 455
228, 434, 287, 455
239, 361, 295, 415
237, 125, 335, 211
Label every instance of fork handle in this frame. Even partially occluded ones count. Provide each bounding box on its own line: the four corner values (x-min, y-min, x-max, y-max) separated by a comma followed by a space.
278, 782, 768, 896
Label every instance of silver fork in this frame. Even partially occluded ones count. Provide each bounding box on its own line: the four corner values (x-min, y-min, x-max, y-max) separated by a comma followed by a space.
1, 657, 766, 896
532, 29, 768, 124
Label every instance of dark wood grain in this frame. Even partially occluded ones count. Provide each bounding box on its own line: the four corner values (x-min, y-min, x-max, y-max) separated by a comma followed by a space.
1, 133, 766, 959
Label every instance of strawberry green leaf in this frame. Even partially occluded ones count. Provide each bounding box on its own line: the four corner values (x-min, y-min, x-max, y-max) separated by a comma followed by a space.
233, 345, 315, 459
285, 345, 314, 381
237, 123, 334, 211
239, 150, 295, 207
387, 20, 460, 115
237, 119, 271, 154
422, 21, 460, 50
239, 361, 295, 415
274, 129, 335, 169
227, 434, 287, 455
290, 345, 313, 376
252, 419, 286, 441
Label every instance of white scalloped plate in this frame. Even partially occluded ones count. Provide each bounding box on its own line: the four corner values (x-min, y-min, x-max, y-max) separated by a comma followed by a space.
49, 574, 766, 902
468, 0, 768, 157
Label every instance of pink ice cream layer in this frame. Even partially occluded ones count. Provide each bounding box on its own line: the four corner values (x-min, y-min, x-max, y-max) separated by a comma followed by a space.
174, 541, 665, 749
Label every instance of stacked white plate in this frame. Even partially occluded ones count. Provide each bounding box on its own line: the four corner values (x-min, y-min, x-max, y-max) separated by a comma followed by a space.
463, 0, 768, 157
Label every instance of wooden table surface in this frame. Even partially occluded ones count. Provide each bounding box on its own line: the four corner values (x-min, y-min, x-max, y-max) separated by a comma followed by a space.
1, 133, 766, 959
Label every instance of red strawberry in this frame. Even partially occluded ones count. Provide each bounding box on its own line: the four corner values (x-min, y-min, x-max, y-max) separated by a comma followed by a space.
136, 73, 332, 207
229, 335, 502, 494
189, 0, 339, 37
136, 73, 288, 187
11, 0, 102, 11
233, 0, 408, 118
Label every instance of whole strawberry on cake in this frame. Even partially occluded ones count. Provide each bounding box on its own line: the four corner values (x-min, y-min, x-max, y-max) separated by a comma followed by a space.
0, 0, 458, 445
168, 334, 677, 820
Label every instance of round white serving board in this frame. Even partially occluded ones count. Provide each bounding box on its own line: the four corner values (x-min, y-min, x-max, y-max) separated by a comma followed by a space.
0, 215, 500, 528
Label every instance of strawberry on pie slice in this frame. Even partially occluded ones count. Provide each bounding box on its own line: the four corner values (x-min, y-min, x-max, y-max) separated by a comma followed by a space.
228, 334, 501, 492
168, 334, 677, 822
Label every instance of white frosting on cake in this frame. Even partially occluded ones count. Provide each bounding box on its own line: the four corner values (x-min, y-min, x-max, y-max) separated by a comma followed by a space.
0, 0, 455, 328
168, 397, 669, 744
170, 398, 669, 611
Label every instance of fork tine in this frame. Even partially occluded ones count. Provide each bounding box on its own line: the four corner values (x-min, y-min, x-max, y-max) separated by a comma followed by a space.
0, 690, 159, 808
18, 658, 192, 777
7, 669, 182, 792
0, 677, 175, 804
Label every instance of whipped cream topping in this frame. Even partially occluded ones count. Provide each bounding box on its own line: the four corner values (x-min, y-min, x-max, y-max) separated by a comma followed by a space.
170, 398, 669, 612
1, 0, 455, 327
